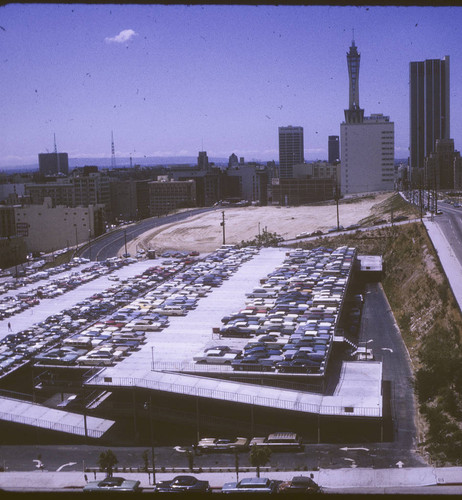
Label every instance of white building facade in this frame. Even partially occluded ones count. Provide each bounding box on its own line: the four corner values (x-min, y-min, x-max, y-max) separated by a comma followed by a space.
340, 114, 395, 195
14, 198, 105, 253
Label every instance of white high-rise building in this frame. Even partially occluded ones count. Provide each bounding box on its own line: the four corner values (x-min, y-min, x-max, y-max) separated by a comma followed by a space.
341, 114, 394, 194
340, 39, 395, 195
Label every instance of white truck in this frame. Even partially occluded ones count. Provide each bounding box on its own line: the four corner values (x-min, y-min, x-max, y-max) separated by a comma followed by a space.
249, 432, 303, 451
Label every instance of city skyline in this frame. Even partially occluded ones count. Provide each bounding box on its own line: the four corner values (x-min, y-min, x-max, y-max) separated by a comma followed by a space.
1, 4, 462, 168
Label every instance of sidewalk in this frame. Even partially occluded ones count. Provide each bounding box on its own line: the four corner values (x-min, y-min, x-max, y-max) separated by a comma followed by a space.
0, 466, 461, 492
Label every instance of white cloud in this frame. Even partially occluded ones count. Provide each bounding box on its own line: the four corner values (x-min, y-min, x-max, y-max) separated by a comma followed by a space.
105, 29, 138, 44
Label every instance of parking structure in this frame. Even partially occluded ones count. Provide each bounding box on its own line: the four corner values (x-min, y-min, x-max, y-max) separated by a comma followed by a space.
0, 244, 385, 445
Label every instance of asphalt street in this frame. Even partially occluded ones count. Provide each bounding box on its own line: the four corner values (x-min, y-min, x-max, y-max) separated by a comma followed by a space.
359, 282, 419, 452
79, 207, 217, 261
433, 204, 462, 267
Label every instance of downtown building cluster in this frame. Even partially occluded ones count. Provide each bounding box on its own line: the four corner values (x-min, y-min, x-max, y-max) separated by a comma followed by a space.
0, 40, 460, 268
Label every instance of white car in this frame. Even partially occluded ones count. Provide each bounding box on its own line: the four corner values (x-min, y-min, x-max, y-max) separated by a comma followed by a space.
196, 436, 249, 452
194, 346, 241, 365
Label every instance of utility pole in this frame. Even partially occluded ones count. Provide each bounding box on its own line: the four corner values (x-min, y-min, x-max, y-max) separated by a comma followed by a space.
334, 184, 340, 230
150, 396, 156, 485
220, 211, 226, 245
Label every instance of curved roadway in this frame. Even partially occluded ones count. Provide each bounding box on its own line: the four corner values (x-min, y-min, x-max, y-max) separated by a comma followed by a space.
78, 208, 217, 261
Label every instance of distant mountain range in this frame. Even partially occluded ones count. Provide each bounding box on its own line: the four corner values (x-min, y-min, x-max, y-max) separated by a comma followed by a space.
1, 156, 408, 174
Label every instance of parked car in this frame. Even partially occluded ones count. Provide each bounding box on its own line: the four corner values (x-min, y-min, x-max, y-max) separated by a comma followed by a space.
196, 437, 249, 452
194, 346, 241, 365
278, 475, 322, 494
83, 476, 141, 492
154, 475, 211, 493
221, 477, 280, 494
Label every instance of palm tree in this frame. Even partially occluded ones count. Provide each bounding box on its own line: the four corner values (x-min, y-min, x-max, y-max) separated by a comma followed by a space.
97, 449, 118, 477
249, 445, 271, 478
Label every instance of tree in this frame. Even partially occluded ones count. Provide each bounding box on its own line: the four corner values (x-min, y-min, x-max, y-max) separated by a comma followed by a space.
97, 449, 118, 477
249, 445, 271, 478
142, 449, 149, 473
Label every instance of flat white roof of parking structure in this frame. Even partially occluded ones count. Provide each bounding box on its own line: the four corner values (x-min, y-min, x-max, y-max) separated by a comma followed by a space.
84, 247, 382, 419
0, 395, 115, 438
99, 247, 289, 371
322, 361, 383, 416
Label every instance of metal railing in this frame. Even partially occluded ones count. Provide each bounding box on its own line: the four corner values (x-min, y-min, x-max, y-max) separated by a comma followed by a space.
87, 374, 381, 418
0, 405, 106, 439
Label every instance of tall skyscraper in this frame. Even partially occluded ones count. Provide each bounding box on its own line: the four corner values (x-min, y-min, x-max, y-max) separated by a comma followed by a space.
198, 151, 209, 170
278, 126, 304, 178
409, 56, 450, 171
340, 39, 395, 194
328, 136, 340, 164
344, 39, 364, 124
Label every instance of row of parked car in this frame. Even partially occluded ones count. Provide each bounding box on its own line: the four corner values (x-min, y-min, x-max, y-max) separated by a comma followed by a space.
32, 262, 188, 368
0, 257, 191, 375
0, 256, 91, 294
32, 246, 260, 369
83, 474, 321, 494
0, 257, 141, 323
195, 246, 356, 375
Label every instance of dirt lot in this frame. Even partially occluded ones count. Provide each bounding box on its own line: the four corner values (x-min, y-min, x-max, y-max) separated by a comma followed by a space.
122, 193, 394, 256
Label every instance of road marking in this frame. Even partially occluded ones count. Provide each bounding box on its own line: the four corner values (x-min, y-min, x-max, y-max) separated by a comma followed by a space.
340, 447, 370, 451
32, 459, 44, 469
56, 462, 77, 472
343, 458, 357, 468
396, 461, 404, 468
381, 348, 393, 353
174, 446, 187, 453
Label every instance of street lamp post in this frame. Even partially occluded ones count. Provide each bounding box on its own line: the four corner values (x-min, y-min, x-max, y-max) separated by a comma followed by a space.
220, 211, 226, 245
124, 229, 128, 256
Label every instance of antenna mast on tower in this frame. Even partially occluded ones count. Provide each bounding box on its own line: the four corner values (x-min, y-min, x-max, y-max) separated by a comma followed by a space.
111, 131, 116, 168
54, 133, 61, 173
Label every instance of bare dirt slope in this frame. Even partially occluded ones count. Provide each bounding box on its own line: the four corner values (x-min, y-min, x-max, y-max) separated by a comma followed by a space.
122, 193, 393, 256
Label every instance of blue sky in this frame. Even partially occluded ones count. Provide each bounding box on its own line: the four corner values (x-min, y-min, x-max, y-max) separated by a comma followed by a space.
1, 4, 462, 168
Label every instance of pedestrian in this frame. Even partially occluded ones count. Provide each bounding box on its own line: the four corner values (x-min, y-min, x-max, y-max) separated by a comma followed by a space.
7, 322, 11, 332
84, 474, 88, 483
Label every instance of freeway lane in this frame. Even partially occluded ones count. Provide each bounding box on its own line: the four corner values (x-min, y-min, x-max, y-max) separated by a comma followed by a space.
433, 204, 462, 268
359, 283, 419, 452
79, 207, 217, 261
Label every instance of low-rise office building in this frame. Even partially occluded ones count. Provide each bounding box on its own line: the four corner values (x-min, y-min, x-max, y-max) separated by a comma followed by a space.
148, 178, 196, 216
272, 162, 339, 205
13, 198, 105, 253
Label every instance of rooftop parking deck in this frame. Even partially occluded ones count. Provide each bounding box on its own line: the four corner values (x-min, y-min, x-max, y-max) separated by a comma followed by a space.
0, 246, 383, 439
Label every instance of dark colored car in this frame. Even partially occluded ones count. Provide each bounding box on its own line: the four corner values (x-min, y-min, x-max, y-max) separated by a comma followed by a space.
154, 475, 211, 493
231, 358, 274, 372
279, 475, 322, 494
